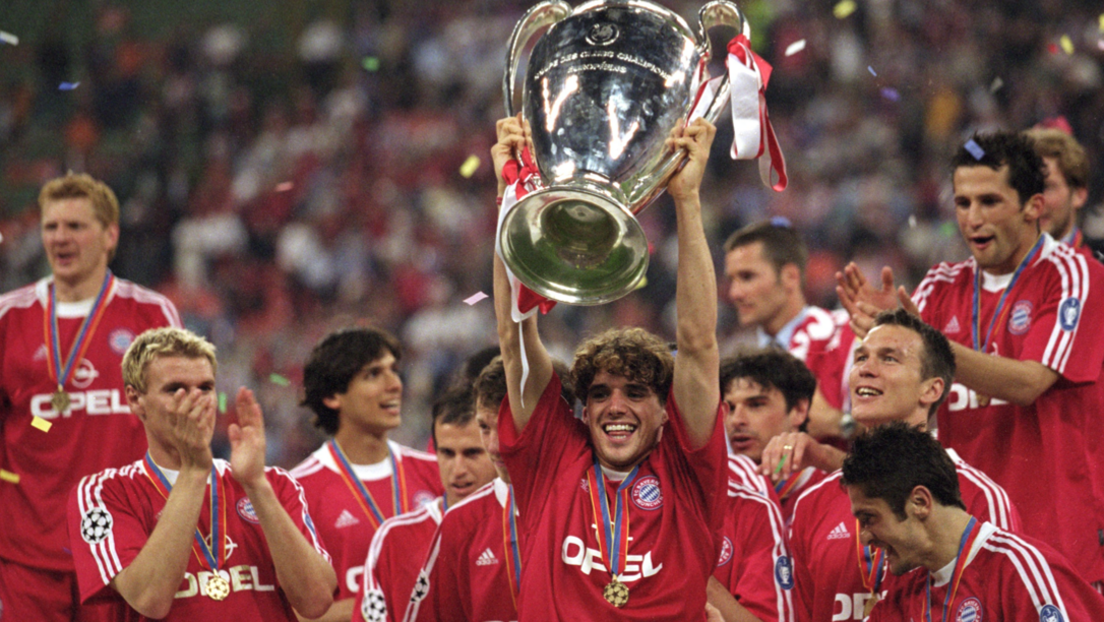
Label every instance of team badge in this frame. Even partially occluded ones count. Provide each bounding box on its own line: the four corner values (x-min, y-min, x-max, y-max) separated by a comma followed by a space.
1039, 604, 1064, 622
1008, 301, 1032, 335
1059, 298, 1081, 331
631, 476, 663, 510
80, 507, 114, 544
108, 329, 135, 355
956, 596, 982, 622
362, 589, 387, 622
413, 490, 436, 508
237, 498, 260, 524
774, 556, 794, 589
716, 537, 733, 567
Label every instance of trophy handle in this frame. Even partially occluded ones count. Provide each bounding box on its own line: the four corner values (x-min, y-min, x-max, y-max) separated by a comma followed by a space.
503, 1, 573, 117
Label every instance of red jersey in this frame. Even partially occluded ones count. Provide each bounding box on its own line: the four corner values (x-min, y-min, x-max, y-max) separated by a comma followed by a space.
913, 235, 1104, 581
358, 499, 444, 622
765, 306, 857, 411
869, 521, 1104, 622
290, 441, 443, 600
405, 478, 519, 622
68, 458, 330, 621
0, 277, 180, 571
789, 452, 1020, 622
773, 466, 828, 526
498, 374, 727, 621
714, 455, 795, 622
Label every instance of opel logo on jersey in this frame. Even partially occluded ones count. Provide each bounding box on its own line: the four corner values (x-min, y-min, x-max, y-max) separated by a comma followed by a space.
70, 359, 100, 389
1058, 298, 1080, 331
774, 555, 794, 589
956, 596, 982, 622
716, 536, 733, 567
561, 535, 663, 581
237, 498, 260, 524
1039, 604, 1064, 622
631, 476, 663, 510
1008, 301, 1032, 335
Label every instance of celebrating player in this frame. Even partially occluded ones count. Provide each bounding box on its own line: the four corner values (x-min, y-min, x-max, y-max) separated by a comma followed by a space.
788, 309, 1019, 622
357, 383, 497, 622
837, 130, 1104, 584
68, 327, 335, 620
489, 115, 725, 620
843, 422, 1104, 620
0, 173, 181, 622
291, 327, 444, 621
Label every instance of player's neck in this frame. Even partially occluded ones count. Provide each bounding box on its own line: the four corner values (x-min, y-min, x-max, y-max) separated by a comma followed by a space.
925, 508, 975, 572
764, 297, 805, 337
333, 428, 390, 465
146, 442, 184, 473
53, 266, 109, 303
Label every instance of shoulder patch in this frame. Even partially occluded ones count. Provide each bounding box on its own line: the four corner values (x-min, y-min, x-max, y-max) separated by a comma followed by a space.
1039, 604, 1065, 622
774, 555, 794, 589
80, 507, 114, 544
361, 589, 387, 622
1058, 298, 1080, 331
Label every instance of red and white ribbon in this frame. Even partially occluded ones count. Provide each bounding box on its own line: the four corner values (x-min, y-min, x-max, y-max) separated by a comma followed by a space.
727, 34, 788, 191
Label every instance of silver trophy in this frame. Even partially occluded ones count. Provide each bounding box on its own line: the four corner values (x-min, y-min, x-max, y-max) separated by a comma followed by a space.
500, 0, 746, 305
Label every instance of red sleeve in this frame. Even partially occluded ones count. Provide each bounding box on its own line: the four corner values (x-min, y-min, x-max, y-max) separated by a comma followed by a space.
68, 471, 147, 604
359, 526, 392, 622
1020, 256, 1104, 382
661, 394, 728, 532
268, 467, 331, 564
716, 487, 795, 622
407, 517, 469, 622
787, 493, 816, 622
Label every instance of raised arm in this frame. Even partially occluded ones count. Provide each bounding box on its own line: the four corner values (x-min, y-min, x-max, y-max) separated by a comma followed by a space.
492, 115, 554, 432
230, 387, 336, 619
111, 389, 216, 619
668, 118, 720, 448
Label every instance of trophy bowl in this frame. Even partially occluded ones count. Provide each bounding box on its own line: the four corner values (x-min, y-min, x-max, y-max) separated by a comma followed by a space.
500, 0, 745, 305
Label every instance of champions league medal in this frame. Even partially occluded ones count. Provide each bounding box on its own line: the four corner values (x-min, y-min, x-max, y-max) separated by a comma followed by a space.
603, 577, 629, 607
863, 592, 879, 617
977, 393, 991, 407
206, 574, 230, 601
51, 387, 70, 413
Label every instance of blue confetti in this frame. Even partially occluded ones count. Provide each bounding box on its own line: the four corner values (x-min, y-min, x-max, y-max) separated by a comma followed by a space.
867, 65, 877, 77
769, 216, 793, 228
58, 82, 80, 91
880, 87, 900, 101
964, 139, 985, 161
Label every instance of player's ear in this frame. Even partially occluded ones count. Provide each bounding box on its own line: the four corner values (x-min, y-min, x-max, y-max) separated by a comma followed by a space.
125, 385, 144, 420
322, 394, 342, 413
780, 263, 801, 292
907, 485, 934, 519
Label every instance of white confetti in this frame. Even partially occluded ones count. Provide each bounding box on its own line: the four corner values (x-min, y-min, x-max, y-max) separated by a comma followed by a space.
784, 39, 806, 57
0, 31, 18, 46
989, 77, 1003, 93
463, 292, 489, 305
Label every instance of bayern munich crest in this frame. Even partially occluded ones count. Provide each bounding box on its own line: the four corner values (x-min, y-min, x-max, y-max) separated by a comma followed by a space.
774, 556, 794, 589
361, 589, 387, 622
1008, 301, 1032, 335
956, 596, 982, 622
108, 329, 135, 355
631, 476, 663, 510
237, 498, 260, 524
413, 490, 437, 508
80, 507, 114, 544
716, 537, 733, 567
1039, 604, 1064, 622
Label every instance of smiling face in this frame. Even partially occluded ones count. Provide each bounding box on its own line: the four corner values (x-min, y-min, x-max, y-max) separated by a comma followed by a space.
953, 164, 1041, 275
849, 325, 942, 429
325, 352, 403, 436
41, 197, 118, 299
724, 242, 797, 334
723, 379, 805, 463
847, 484, 930, 575
583, 371, 666, 471
435, 418, 497, 507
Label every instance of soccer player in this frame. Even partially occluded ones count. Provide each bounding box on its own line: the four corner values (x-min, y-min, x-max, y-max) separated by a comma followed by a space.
68, 327, 336, 620
721, 349, 838, 522
291, 327, 444, 621
842, 422, 1104, 621
357, 384, 497, 622
1023, 127, 1091, 255
837, 130, 1104, 585
723, 220, 856, 438
788, 310, 1019, 622
0, 172, 181, 622
490, 115, 725, 620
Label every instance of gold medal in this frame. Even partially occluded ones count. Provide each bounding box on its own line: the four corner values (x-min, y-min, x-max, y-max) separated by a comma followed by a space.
977, 394, 990, 407
863, 592, 880, 617
51, 388, 70, 413
603, 577, 629, 608
206, 574, 230, 601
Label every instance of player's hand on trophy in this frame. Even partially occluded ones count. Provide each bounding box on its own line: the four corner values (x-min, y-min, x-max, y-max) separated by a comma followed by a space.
493, 114, 533, 198
229, 387, 269, 488
666, 118, 716, 204
168, 387, 216, 472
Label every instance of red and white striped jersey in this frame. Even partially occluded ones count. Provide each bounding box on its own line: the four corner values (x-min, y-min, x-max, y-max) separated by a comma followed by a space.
761, 306, 857, 411
357, 498, 443, 622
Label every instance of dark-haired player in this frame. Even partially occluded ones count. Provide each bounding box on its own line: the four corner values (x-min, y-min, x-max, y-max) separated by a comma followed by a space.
291, 327, 443, 621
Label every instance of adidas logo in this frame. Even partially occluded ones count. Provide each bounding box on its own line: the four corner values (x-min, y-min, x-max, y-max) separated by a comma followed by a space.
827, 521, 850, 540
335, 509, 360, 529
944, 316, 961, 334
475, 547, 499, 566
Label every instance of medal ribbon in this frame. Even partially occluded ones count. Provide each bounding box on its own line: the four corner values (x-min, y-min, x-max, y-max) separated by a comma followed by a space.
326, 440, 406, 530
43, 271, 114, 393
774, 470, 804, 500
142, 453, 227, 571
854, 520, 886, 595
502, 484, 522, 608
726, 33, 788, 191
971, 236, 1044, 352
923, 517, 981, 622
586, 459, 641, 581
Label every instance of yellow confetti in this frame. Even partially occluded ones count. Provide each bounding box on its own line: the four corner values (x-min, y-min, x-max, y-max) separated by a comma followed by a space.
1099, 14, 1104, 33
1059, 35, 1074, 55
634, 276, 648, 290
833, 0, 857, 19
31, 416, 52, 432
0, 469, 19, 484
459, 155, 481, 179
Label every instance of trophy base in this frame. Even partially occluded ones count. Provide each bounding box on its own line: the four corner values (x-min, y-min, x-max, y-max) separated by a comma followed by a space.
499, 184, 649, 306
